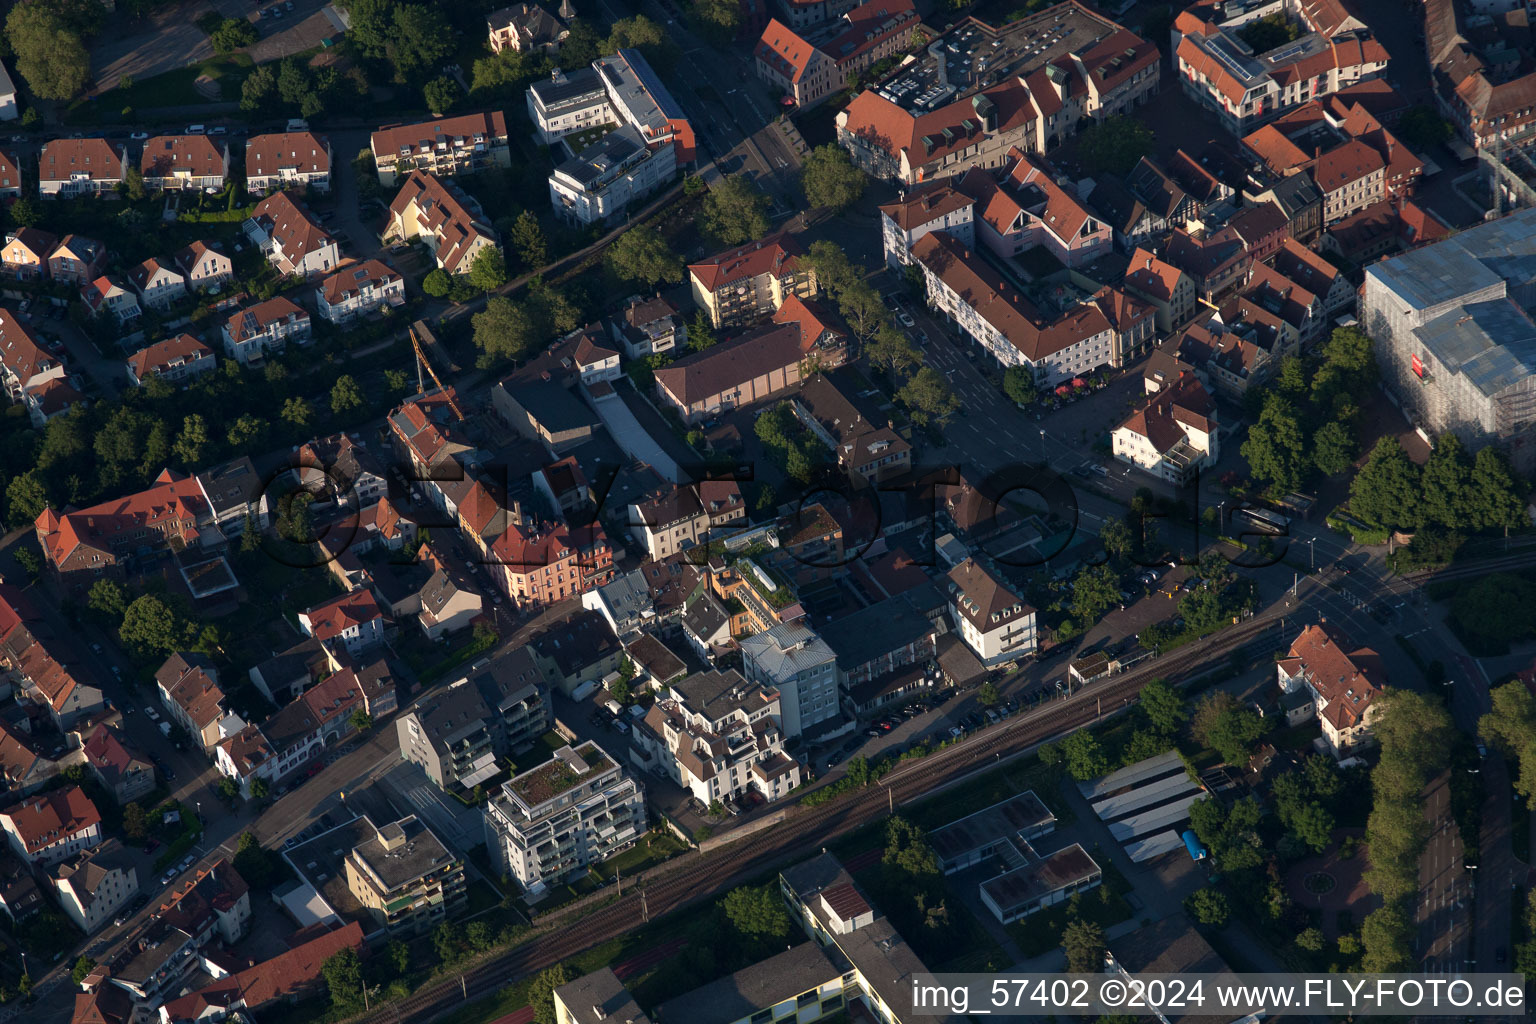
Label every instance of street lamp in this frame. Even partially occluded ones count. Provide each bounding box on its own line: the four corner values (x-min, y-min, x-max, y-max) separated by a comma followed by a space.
1038, 429, 1046, 464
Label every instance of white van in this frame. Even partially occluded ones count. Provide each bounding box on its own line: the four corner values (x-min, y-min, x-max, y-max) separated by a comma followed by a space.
570, 679, 600, 702
604, 699, 623, 718
185, 124, 206, 135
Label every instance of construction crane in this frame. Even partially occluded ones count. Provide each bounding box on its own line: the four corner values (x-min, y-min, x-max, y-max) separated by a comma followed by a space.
408, 321, 466, 422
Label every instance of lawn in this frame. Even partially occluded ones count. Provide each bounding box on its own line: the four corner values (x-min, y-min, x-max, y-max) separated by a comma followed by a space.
84, 55, 256, 117
590, 830, 689, 881
1005, 859, 1136, 957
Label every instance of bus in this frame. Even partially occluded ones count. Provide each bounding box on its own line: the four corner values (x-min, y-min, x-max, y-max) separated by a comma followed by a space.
1230, 506, 1290, 536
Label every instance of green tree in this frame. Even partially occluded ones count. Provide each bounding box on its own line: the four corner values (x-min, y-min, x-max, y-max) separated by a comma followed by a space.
1062, 918, 1106, 972
1360, 905, 1415, 972
509, 211, 547, 270
251, 776, 270, 801
1420, 432, 1472, 528
118, 595, 181, 657
701, 174, 771, 245
529, 964, 571, 1024
884, 816, 940, 877
689, 0, 742, 42
88, 579, 129, 620
721, 883, 791, 939
467, 247, 509, 292
1241, 394, 1307, 492
1138, 679, 1185, 736
1296, 927, 1325, 953
173, 414, 210, 467
800, 144, 867, 211
1184, 887, 1230, 927
210, 17, 258, 54
1099, 516, 1134, 562
1237, 11, 1300, 52
1468, 447, 1527, 532
1003, 366, 1038, 407
1396, 105, 1454, 150
1311, 419, 1356, 477
1191, 691, 1266, 765
422, 269, 452, 298
1078, 115, 1154, 175
687, 309, 718, 352
218, 776, 240, 801
604, 15, 672, 63
349, 709, 373, 732
281, 397, 314, 428
472, 296, 539, 366
386, 368, 411, 394
1481, 682, 1536, 800
123, 803, 147, 841
978, 681, 1002, 707
71, 956, 96, 985
864, 323, 922, 377
423, 75, 461, 115
330, 374, 365, 415
227, 414, 267, 451
606, 225, 684, 287
7, 471, 49, 527
322, 947, 365, 1009
898, 366, 960, 425
1349, 435, 1421, 530
1071, 563, 1121, 624
562, 18, 602, 65
6, 2, 90, 101
241, 63, 279, 114
122, 167, 148, 202
1060, 729, 1110, 781
386, 939, 410, 975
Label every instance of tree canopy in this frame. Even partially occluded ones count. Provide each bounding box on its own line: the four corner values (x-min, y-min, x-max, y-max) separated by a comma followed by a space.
800, 144, 867, 212
1078, 116, 1154, 175
898, 367, 960, 426
472, 296, 540, 367
6, 2, 91, 102
721, 884, 790, 939
701, 175, 771, 245
606, 225, 684, 288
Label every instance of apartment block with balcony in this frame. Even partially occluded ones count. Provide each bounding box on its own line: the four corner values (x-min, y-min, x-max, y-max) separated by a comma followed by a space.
688, 232, 816, 329
397, 648, 549, 790
484, 742, 645, 896
345, 815, 466, 935
370, 111, 512, 188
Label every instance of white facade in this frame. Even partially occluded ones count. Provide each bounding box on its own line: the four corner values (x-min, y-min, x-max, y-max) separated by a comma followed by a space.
548, 125, 677, 226
739, 622, 840, 739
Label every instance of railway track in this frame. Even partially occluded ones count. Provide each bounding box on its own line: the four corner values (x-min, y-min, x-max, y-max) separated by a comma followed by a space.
359, 614, 1282, 1024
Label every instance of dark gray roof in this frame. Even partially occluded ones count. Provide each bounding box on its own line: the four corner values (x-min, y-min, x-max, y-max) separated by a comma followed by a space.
654, 943, 835, 1023
1414, 298, 1536, 398
824, 593, 936, 670
1259, 171, 1322, 217
349, 815, 455, 891
500, 380, 594, 434
468, 645, 545, 712
555, 124, 648, 188
531, 610, 620, 677
195, 456, 263, 517
413, 680, 494, 748
551, 967, 652, 1024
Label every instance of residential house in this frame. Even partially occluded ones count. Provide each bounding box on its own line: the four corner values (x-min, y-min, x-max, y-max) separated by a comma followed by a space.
386, 171, 500, 276
1277, 620, 1385, 758
370, 111, 512, 187
532, 456, 590, 519
417, 566, 484, 639
125, 333, 216, 387
53, 839, 138, 934
2, 228, 56, 280
754, 0, 920, 109
81, 724, 155, 805
127, 257, 188, 311
581, 570, 655, 637
20, 376, 84, 430
345, 815, 466, 935
220, 296, 311, 365
689, 232, 816, 329
552, 970, 655, 1024
0, 719, 63, 797
573, 329, 621, 384
878, 179, 976, 270
1163, 225, 1251, 302
80, 275, 141, 323
154, 922, 363, 1024
244, 131, 333, 194
790, 373, 911, 482
610, 295, 686, 357
632, 668, 804, 804
157, 653, 245, 753
485, 741, 645, 894
174, 240, 233, 293
139, 135, 229, 191
1272, 235, 1354, 326
298, 589, 387, 658
0, 309, 65, 401
491, 521, 613, 611
546, 121, 678, 226
0, 786, 102, 865
0, 149, 19, 199
0, 852, 42, 923
247, 191, 339, 279
35, 468, 213, 590
1122, 247, 1197, 333
314, 259, 406, 323
0, 586, 105, 729
38, 139, 127, 197
528, 610, 623, 695
295, 432, 389, 508
1250, 170, 1324, 242
825, 592, 941, 712
488, 1, 574, 54
195, 456, 269, 538
961, 148, 1113, 268
740, 621, 840, 738
654, 299, 848, 423
627, 480, 746, 560
1111, 373, 1220, 483
946, 558, 1036, 666
397, 648, 550, 789
47, 235, 106, 286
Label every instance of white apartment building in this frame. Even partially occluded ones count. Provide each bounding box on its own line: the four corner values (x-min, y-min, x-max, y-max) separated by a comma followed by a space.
632, 669, 804, 805
0, 787, 102, 866
548, 125, 677, 226
220, 296, 312, 366
1111, 374, 1220, 484
314, 260, 406, 324
53, 840, 138, 934
739, 621, 840, 738
484, 742, 645, 896
946, 558, 1036, 666
879, 181, 977, 270
526, 66, 613, 144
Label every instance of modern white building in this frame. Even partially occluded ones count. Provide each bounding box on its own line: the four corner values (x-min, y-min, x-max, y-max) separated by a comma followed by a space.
632, 669, 804, 806
740, 621, 840, 738
484, 742, 645, 896
945, 558, 1036, 666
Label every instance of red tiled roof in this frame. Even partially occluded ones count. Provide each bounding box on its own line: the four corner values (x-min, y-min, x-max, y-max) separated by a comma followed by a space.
841, 79, 1037, 168
253, 191, 335, 262
388, 171, 496, 274
302, 589, 383, 644
127, 256, 184, 292
1285, 620, 1385, 732
4, 227, 57, 263
688, 231, 805, 292
771, 294, 841, 350
1123, 247, 1187, 302
756, 18, 815, 83
878, 179, 976, 232
654, 321, 806, 406
39, 139, 124, 182
0, 308, 59, 388
224, 296, 308, 344
1119, 373, 1215, 453
127, 333, 213, 380
317, 259, 402, 306
1310, 138, 1383, 193
36, 468, 208, 568
0, 786, 100, 854
245, 131, 331, 178
371, 112, 509, 161
140, 135, 226, 179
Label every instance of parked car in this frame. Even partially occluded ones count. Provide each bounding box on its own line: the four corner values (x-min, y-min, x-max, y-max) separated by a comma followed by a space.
897, 311, 915, 327
143, 707, 159, 721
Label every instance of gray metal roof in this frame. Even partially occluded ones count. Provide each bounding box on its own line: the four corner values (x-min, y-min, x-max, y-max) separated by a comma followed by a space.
739, 620, 835, 682
1367, 207, 1536, 311
1414, 298, 1536, 398
654, 942, 836, 1024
